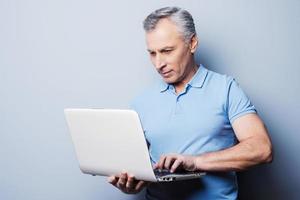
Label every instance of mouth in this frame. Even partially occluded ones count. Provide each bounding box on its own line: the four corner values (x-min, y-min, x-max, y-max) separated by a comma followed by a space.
161, 70, 172, 78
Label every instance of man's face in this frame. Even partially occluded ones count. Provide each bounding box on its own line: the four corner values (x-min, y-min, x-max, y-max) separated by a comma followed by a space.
146, 18, 196, 85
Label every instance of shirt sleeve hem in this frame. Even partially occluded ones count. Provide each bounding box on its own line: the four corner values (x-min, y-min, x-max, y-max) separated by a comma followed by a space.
229, 109, 257, 125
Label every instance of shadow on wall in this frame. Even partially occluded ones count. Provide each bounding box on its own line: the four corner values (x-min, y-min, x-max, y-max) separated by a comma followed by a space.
238, 166, 279, 200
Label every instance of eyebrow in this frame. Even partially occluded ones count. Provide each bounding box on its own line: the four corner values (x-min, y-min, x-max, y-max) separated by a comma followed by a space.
147, 46, 174, 52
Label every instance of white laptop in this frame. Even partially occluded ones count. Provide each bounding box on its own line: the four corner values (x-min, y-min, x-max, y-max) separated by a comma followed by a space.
64, 108, 205, 182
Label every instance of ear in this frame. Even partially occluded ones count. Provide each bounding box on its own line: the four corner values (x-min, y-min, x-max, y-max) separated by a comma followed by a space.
190, 34, 198, 54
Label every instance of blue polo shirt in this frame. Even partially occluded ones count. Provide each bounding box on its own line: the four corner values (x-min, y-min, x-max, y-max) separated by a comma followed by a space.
131, 65, 256, 200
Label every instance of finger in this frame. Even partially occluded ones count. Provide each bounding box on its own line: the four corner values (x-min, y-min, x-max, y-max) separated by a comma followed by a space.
126, 174, 135, 189
158, 155, 166, 169
107, 176, 118, 185
164, 155, 176, 170
170, 159, 183, 173
135, 180, 146, 191
117, 172, 127, 188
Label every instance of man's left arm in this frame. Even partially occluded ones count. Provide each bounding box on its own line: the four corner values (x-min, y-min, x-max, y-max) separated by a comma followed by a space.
155, 113, 273, 172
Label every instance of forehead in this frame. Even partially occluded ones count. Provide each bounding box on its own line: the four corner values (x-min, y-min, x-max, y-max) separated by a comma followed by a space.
145, 18, 185, 50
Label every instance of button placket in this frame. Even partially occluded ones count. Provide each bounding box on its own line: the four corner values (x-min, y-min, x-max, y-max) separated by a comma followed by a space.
174, 85, 191, 115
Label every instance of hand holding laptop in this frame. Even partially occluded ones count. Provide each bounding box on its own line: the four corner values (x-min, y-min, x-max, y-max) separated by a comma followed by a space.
108, 172, 149, 194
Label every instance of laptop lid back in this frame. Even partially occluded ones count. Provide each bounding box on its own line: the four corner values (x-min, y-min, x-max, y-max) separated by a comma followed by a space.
64, 108, 157, 182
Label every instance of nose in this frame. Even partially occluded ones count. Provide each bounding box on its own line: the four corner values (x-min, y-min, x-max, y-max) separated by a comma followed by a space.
155, 54, 166, 71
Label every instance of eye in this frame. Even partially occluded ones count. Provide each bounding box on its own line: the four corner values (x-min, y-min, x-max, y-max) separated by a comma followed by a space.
149, 51, 156, 57
161, 49, 172, 54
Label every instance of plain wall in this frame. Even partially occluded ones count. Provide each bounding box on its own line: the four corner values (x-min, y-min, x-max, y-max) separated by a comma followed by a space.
1, 0, 299, 199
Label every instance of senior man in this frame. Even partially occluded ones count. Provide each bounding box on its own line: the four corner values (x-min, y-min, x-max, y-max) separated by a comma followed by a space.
108, 7, 273, 200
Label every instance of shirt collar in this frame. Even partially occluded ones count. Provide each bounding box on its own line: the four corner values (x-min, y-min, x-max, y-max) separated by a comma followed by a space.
159, 64, 208, 92
159, 81, 169, 92
188, 64, 208, 88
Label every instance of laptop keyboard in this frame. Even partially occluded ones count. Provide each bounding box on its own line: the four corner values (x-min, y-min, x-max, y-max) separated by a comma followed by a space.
154, 168, 200, 176
154, 169, 173, 176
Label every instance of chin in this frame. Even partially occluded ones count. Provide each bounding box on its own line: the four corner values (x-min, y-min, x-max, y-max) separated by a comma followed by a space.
160, 72, 179, 84
163, 77, 178, 84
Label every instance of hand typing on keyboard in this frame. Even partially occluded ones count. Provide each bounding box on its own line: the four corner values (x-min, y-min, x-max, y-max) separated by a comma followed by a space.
153, 153, 198, 173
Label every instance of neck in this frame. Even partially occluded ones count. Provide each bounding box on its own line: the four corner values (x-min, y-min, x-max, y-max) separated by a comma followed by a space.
174, 59, 198, 94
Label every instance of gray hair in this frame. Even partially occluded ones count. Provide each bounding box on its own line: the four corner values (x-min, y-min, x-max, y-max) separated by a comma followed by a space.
143, 7, 196, 42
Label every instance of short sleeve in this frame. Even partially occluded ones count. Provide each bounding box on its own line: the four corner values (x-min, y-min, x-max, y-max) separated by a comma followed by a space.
226, 78, 256, 124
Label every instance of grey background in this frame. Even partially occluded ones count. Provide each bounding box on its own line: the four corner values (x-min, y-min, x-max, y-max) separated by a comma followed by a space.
1, 0, 299, 199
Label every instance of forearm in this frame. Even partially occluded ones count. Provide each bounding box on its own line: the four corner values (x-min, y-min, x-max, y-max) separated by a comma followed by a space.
195, 137, 273, 172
